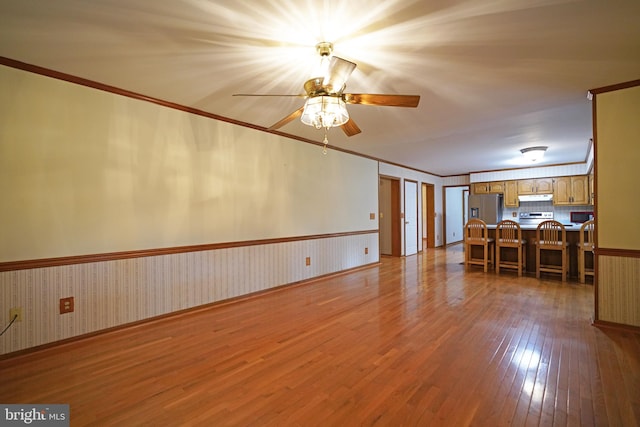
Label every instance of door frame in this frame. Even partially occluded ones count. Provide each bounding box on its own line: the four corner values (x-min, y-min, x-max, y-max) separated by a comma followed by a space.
422, 183, 436, 249
379, 176, 401, 257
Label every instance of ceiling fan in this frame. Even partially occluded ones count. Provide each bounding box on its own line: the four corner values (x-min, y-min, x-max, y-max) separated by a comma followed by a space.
233, 42, 420, 150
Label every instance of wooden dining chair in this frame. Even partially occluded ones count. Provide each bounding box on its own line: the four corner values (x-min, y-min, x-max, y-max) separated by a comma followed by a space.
577, 219, 595, 283
496, 219, 526, 276
464, 219, 494, 273
535, 220, 568, 281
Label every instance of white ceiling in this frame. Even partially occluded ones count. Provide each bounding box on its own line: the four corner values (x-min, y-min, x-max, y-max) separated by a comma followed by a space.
2, 0, 639, 176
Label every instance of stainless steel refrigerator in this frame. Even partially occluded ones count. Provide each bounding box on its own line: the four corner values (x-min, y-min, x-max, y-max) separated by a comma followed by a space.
468, 194, 503, 225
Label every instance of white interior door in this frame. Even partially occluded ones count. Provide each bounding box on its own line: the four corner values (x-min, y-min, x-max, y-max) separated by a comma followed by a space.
404, 180, 418, 256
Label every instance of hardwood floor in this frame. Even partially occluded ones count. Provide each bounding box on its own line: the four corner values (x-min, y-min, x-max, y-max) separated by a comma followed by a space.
1, 245, 639, 426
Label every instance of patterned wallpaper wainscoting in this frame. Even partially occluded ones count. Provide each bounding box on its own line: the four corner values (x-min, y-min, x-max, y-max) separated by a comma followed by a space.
597, 255, 640, 327
1, 233, 379, 355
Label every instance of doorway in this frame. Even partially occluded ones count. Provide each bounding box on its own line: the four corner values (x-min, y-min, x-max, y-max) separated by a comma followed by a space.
379, 176, 401, 256
444, 185, 469, 245
422, 183, 436, 248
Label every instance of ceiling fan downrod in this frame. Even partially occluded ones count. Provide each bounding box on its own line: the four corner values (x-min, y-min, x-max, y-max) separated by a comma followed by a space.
316, 42, 333, 57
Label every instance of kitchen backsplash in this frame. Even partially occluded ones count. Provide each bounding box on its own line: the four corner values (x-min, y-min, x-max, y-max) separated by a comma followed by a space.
503, 202, 593, 224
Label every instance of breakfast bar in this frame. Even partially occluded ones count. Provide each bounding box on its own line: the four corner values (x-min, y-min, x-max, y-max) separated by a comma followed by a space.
485, 223, 592, 279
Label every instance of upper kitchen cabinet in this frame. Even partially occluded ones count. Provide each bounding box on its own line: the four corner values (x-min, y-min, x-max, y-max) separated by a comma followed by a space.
553, 175, 590, 205
473, 181, 505, 194
517, 178, 553, 195
504, 180, 519, 208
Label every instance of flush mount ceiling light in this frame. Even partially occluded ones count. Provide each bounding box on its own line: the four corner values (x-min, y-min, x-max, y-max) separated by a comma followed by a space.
520, 146, 548, 163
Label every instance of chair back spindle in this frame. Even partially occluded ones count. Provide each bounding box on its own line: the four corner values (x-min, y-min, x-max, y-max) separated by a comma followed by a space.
536, 220, 568, 281
496, 220, 526, 276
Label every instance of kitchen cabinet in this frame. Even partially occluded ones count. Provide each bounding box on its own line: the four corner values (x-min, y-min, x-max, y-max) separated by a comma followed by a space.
589, 174, 595, 205
473, 181, 504, 194
553, 175, 590, 205
504, 180, 519, 207
517, 178, 553, 195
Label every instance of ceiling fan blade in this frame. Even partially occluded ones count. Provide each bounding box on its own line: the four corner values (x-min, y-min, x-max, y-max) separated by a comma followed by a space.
233, 94, 305, 97
268, 106, 304, 130
344, 94, 420, 108
341, 118, 362, 137
323, 56, 356, 93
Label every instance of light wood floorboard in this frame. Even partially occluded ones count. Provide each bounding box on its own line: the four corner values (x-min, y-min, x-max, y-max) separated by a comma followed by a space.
1, 245, 639, 426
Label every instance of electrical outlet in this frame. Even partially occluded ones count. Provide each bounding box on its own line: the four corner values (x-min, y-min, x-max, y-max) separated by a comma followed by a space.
512, 211, 517, 217
305, 257, 311, 266
10, 307, 22, 322
365, 247, 369, 255
60, 297, 74, 314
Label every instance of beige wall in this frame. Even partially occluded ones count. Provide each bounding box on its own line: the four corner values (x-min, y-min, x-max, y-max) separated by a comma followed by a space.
595, 83, 640, 327
596, 85, 640, 250
0, 66, 378, 263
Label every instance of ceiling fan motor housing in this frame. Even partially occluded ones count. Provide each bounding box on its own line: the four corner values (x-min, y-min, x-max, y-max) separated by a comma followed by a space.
304, 77, 332, 97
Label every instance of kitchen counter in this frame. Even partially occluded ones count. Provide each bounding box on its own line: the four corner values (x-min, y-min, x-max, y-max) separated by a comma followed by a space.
485, 223, 585, 231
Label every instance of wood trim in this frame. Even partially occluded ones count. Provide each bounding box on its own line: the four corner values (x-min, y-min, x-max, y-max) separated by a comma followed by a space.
592, 95, 600, 321
0, 56, 450, 179
467, 161, 587, 176
588, 79, 640, 95
424, 183, 436, 248
377, 175, 402, 257
0, 260, 381, 361
0, 58, 254, 132
592, 319, 640, 335
595, 248, 640, 258
3, 56, 588, 180
0, 230, 379, 272
585, 137, 594, 171
391, 179, 402, 256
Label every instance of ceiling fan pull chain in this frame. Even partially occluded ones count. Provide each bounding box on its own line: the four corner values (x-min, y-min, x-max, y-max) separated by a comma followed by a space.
323, 129, 329, 154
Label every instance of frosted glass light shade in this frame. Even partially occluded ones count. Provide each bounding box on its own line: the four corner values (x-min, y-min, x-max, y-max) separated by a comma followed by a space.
301, 96, 349, 129
521, 146, 547, 162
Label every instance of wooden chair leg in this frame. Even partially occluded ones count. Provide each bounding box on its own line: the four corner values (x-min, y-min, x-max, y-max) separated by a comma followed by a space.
578, 249, 585, 283
483, 243, 488, 273
496, 245, 501, 274
490, 243, 494, 269
562, 247, 567, 282
464, 243, 469, 268
536, 246, 541, 279
517, 246, 522, 277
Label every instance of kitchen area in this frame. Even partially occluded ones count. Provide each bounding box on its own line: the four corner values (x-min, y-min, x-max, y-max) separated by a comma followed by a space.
466, 174, 594, 280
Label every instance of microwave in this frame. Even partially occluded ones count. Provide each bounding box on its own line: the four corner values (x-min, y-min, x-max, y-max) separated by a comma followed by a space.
570, 211, 594, 223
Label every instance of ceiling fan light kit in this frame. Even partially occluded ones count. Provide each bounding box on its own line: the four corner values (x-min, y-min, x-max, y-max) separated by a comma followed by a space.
300, 96, 349, 129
